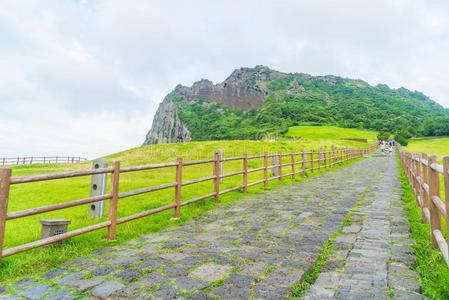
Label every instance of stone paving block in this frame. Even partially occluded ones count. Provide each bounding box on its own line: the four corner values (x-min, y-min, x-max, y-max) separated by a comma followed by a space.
17, 283, 52, 300
56, 272, 85, 285
43, 268, 65, 280
67, 276, 104, 291
46, 290, 75, 300
91, 281, 124, 299
140, 272, 167, 287
213, 284, 251, 300
116, 268, 143, 282
314, 271, 341, 289
160, 252, 189, 261
152, 285, 180, 299
175, 277, 209, 292
342, 225, 361, 233
111, 283, 144, 299
389, 274, 421, 293
260, 267, 304, 287
111, 256, 141, 267
190, 263, 232, 282
91, 265, 116, 276
239, 262, 268, 278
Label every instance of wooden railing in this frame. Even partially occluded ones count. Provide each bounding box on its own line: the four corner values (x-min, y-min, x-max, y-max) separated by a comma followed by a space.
0, 156, 87, 166
400, 150, 449, 267
0, 144, 376, 260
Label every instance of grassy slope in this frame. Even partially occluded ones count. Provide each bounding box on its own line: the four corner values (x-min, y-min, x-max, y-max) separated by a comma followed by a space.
405, 137, 449, 159
398, 157, 449, 299
286, 125, 377, 143
1, 132, 373, 282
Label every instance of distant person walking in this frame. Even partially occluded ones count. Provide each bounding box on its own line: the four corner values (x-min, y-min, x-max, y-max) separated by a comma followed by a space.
387, 144, 393, 156
380, 142, 385, 154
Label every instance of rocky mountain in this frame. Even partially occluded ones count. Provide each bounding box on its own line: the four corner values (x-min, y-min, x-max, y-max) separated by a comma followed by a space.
144, 66, 448, 144
144, 66, 285, 144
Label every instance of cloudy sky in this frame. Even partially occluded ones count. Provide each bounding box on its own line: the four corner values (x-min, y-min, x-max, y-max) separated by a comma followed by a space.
1, 0, 448, 158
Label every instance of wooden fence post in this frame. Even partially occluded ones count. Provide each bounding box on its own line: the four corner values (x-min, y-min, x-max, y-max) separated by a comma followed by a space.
323, 147, 327, 168
291, 152, 295, 179
310, 150, 314, 173
330, 145, 335, 166
422, 153, 429, 223
429, 155, 441, 249
0, 169, 11, 260
174, 157, 183, 219
278, 154, 282, 180
243, 153, 248, 192
263, 152, 268, 189
213, 151, 220, 203
443, 157, 449, 252
301, 150, 306, 177
318, 148, 321, 171
417, 154, 424, 211
108, 161, 120, 240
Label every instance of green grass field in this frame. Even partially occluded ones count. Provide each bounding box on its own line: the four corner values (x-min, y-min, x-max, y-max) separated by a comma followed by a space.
286, 125, 377, 143
0, 128, 374, 283
405, 137, 449, 159
398, 157, 449, 299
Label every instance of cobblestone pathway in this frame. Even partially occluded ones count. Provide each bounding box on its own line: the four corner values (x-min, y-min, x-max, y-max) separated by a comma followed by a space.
0, 155, 424, 299
305, 155, 426, 300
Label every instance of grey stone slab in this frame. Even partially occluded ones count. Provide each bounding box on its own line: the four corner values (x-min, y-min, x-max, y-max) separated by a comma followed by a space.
67, 276, 105, 291
140, 272, 167, 287
260, 267, 304, 287
342, 225, 361, 234
175, 277, 209, 291
152, 285, 180, 299
116, 269, 142, 282
213, 285, 251, 300
43, 269, 65, 279
56, 272, 85, 285
17, 284, 52, 300
46, 290, 75, 300
190, 263, 232, 282
91, 281, 124, 299
91, 265, 116, 276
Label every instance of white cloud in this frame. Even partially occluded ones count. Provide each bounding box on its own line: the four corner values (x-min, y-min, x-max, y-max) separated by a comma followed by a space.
1, 0, 449, 158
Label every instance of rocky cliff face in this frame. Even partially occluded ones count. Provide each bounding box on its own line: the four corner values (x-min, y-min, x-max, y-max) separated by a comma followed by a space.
144, 65, 286, 144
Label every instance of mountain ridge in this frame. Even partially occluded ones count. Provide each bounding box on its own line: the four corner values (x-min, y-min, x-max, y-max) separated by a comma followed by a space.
143, 66, 447, 144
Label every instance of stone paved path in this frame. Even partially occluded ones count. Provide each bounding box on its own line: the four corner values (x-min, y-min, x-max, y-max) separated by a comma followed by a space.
305, 155, 426, 300
0, 154, 424, 299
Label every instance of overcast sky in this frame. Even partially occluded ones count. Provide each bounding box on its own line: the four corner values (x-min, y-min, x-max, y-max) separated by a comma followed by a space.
1, 0, 448, 159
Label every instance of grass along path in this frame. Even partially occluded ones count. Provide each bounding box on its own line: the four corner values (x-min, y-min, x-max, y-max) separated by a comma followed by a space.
405, 137, 449, 159
286, 125, 377, 143
398, 156, 449, 299
0, 140, 370, 283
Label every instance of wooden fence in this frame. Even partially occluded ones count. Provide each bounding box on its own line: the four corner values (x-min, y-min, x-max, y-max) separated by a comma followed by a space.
0, 144, 376, 260
0, 156, 87, 166
400, 150, 449, 267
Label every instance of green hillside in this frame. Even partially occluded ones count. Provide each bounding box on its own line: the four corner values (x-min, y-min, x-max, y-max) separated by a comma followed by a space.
178, 73, 447, 142
1, 136, 370, 282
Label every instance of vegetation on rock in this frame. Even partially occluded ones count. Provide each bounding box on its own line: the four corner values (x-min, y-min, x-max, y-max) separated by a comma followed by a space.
175, 70, 448, 144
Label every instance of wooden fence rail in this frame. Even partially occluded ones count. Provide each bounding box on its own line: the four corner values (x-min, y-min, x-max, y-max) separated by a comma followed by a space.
400, 150, 449, 267
0, 156, 87, 166
0, 144, 376, 260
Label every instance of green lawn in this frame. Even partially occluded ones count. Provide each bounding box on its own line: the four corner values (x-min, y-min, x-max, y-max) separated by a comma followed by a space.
286, 125, 377, 144
398, 157, 449, 299
0, 137, 372, 283
405, 137, 449, 159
